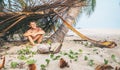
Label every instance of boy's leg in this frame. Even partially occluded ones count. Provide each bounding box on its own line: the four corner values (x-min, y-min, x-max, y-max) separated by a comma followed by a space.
27, 36, 35, 45
37, 34, 43, 43
33, 35, 41, 41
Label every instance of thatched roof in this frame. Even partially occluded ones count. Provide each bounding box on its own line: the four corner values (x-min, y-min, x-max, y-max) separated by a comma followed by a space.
0, 0, 95, 38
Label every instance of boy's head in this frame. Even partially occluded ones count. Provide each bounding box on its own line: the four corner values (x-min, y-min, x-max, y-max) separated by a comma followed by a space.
29, 21, 37, 29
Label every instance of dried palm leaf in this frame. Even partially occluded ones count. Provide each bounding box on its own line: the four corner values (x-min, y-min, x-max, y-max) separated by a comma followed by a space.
53, 9, 117, 48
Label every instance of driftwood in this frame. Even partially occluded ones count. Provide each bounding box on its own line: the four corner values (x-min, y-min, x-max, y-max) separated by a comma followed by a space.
95, 65, 113, 70
95, 65, 120, 70
37, 43, 62, 54
37, 44, 51, 54
28, 64, 37, 70
59, 58, 69, 68
115, 66, 120, 70
0, 55, 5, 69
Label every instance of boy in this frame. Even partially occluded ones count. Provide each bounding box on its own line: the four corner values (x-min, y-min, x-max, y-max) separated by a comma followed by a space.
24, 21, 45, 45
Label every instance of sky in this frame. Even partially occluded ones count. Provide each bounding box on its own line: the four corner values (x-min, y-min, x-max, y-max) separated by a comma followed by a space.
76, 0, 120, 29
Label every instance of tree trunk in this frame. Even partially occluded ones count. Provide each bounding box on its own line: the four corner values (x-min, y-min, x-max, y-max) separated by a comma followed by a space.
48, 24, 68, 43
49, 7, 80, 43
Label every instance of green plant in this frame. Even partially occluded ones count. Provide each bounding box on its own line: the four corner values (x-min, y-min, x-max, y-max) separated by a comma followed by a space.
69, 50, 74, 54
104, 59, 108, 65
26, 59, 36, 64
3, 67, 7, 70
59, 50, 79, 61
84, 42, 88, 46
111, 54, 116, 62
17, 47, 36, 56
47, 40, 52, 45
79, 49, 83, 53
84, 56, 88, 60
50, 54, 54, 58
63, 52, 68, 55
60, 51, 63, 54
74, 58, 78, 61
53, 55, 61, 60
17, 48, 31, 55
17, 55, 27, 60
31, 52, 36, 55
60, 51, 68, 55
5, 51, 8, 55
118, 62, 120, 65
68, 54, 75, 59
88, 60, 94, 66
69, 50, 79, 58
74, 52, 79, 55
11, 62, 18, 68
40, 64, 46, 70
2, 46, 9, 49
93, 49, 98, 51
45, 59, 50, 65
111, 54, 120, 64
50, 54, 61, 60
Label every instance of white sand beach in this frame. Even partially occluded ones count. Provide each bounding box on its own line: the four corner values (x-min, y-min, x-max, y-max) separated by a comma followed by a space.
0, 29, 120, 70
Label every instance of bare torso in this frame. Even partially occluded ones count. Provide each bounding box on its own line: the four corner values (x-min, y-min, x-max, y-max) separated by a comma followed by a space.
24, 27, 45, 37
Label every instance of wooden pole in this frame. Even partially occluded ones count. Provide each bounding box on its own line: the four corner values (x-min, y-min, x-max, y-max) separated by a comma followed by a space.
0, 14, 23, 25
0, 11, 44, 15
3, 15, 26, 32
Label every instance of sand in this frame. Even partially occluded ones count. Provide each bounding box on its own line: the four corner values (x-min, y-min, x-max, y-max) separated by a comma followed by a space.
0, 29, 120, 70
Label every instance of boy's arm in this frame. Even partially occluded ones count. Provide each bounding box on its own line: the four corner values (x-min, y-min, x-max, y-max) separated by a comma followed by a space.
23, 30, 32, 36
36, 28, 45, 34
37, 29, 45, 34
